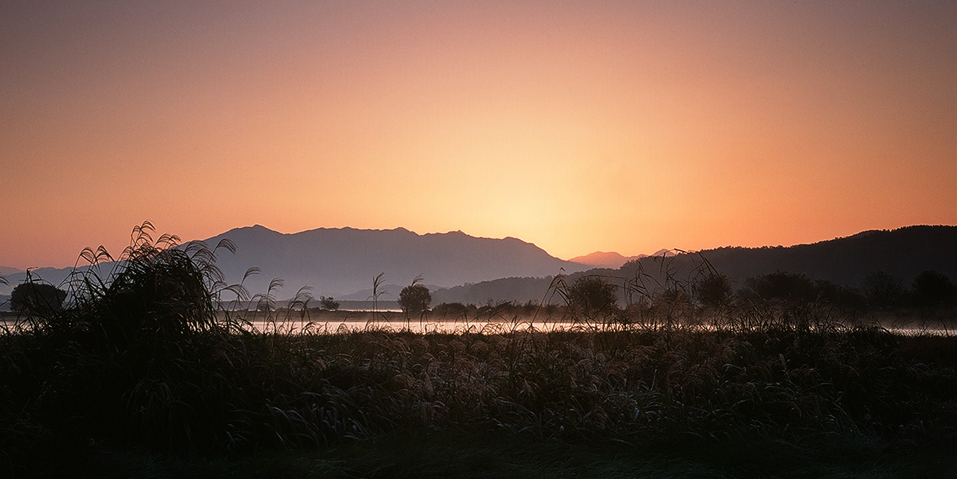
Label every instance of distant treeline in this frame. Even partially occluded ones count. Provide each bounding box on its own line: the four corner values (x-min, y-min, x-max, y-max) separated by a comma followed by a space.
430, 225, 957, 309
213, 299, 401, 312
428, 269, 956, 316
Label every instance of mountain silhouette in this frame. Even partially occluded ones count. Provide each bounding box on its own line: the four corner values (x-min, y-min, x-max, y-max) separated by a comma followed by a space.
569, 252, 641, 269
199, 225, 588, 298
0, 266, 23, 276
644, 225, 957, 288
569, 249, 676, 269
3, 225, 953, 306
431, 226, 957, 304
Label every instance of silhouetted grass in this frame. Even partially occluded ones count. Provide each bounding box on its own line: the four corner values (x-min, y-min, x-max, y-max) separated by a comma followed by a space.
1, 224, 955, 477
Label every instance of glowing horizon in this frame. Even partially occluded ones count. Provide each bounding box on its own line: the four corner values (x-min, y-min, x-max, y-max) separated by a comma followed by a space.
2, 1, 955, 270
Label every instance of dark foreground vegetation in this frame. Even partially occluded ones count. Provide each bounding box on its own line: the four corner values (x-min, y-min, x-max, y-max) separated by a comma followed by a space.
2, 224, 956, 477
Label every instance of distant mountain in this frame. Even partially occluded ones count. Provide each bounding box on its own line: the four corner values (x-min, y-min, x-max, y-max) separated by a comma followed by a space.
3, 225, 953, 305
0, 227, 589, 298
199, 225, 589, 298
432, 226, 957, 303
569, 249, 675, 269
0, 266, 23, 276
0, 266, 75, 296
569, 252, 640, 269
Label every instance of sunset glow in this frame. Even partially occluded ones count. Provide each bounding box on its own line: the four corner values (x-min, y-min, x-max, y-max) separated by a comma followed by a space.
2, 1, 954, 269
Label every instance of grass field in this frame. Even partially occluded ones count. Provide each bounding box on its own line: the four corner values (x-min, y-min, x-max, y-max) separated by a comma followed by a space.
4, 323, 956, 478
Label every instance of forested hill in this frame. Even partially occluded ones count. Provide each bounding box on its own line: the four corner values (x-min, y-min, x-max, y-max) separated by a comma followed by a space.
432, 225, 957, 304
629, 225, 957, 288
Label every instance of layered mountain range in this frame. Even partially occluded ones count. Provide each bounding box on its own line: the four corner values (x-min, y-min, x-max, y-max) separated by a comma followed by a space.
433, 225, 957, 304
569, 249, 675, 269
2, 225, 955, 306
197, 225, 589, 299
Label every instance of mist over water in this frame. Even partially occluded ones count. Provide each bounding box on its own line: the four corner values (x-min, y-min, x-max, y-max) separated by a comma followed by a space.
233, 311, 954, 337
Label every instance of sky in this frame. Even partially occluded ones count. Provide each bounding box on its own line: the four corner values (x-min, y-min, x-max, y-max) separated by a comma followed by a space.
1, 1, 955, 270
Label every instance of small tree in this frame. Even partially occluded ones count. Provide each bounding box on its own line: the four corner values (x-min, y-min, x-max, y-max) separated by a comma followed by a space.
319, 296, 340, 311
398, 284, 431, 316
10, 282, 67, 315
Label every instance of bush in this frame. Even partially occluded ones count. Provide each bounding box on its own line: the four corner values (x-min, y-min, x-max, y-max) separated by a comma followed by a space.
567, 276, 618, 319
695, 273, 732, 309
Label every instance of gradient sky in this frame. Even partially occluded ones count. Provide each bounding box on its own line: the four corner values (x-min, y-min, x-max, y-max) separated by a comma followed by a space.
2, 1, 955, 270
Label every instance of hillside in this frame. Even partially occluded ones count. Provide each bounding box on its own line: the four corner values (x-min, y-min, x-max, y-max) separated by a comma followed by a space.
631, 225, 957, 288
432, 226, 957, 304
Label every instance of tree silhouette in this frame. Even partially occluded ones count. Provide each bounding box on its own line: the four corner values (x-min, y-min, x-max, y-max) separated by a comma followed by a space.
319, 296, 340, 311
399, 284, 431, 315
10, 282, 67, 314
912, 270, 957, 308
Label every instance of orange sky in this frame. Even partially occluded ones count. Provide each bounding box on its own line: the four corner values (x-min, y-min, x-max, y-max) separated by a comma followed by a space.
1, 1, 955, 270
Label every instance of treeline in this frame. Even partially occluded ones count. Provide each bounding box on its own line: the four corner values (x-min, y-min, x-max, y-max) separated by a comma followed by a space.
427, 269, 957, 318
733, 269, 956, 311
429, 226, 957, 311
639, 225, 957, 288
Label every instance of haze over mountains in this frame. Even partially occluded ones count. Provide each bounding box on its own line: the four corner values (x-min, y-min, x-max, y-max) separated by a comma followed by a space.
198, 226, 589, 300
569, 250, 676, 269
0, 266, 21, 277
0, 225, 590, 302
2, 225, 955, 306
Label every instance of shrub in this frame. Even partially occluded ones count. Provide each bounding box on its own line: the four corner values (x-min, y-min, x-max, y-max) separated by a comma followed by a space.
567, 276, 618, 319
695, 273, 732, 309
912, 270, 957, 308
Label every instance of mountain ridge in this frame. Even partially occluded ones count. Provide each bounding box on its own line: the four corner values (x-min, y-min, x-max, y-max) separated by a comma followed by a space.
198, 225, 589, 298
431, 225, 957, 304
2, 225, 954, 307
